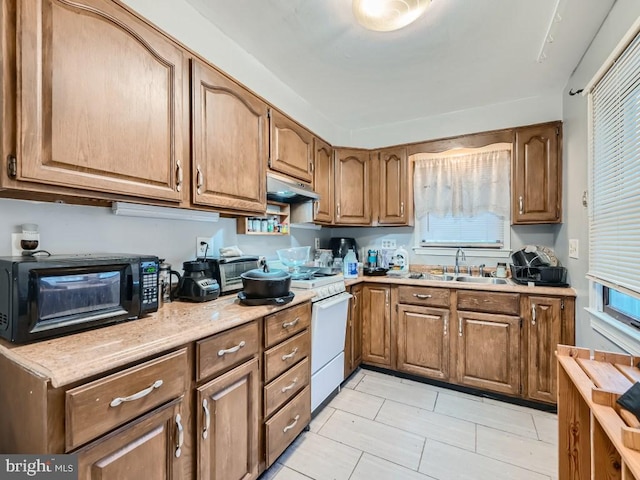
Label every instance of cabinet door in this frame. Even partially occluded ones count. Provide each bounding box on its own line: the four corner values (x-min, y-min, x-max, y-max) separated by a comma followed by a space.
397, 305, 449, 380
378, 147, 410, 225
513, 123, 562, 224
269, 110, 313, 183
17, 0, 187, 202
526, 296, 562, 403
334, 149, 371, 225
191, 59, 267, 214
197, 358, 260, 480
362, 285, 391, 366
313, 138, 334, 224
456, 311, 520, 395
344, 284, 363, 378
76, 399, 183, 480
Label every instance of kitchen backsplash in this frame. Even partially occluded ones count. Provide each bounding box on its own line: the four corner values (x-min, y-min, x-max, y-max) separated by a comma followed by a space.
0, 198, 330, 270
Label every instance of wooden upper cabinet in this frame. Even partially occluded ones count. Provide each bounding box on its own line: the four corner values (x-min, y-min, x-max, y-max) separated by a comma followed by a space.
513, 122, 562, 224
334, 148, 371, 225
313, 138, 334, 224
377, 147, 411, 225
269, 110, 313, 183
191, 59, 267, 213
16, 0, 187, 202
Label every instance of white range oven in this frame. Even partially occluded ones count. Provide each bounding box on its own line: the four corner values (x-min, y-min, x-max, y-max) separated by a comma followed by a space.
290, 274, 351, 412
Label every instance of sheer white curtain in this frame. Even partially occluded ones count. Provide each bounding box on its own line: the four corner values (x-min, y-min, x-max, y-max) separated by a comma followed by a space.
413, 144, 511, 219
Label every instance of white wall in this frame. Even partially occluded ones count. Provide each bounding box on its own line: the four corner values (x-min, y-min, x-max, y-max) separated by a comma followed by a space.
559, 0, 640, 351
0, 198, 328, 270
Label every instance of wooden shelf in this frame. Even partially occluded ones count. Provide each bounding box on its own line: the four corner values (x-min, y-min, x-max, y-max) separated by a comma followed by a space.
237, 201, 290, 235
558, 345, 640, 479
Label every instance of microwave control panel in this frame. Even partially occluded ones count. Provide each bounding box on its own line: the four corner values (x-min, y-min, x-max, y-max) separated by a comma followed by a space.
141, 261, 159, 311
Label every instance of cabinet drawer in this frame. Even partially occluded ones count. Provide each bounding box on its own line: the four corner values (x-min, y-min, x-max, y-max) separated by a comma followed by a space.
197, 321, 260, 381
398, 286, 450, 307
265, 302, 311, 348
264, 330, 310, 383
264, 357, 310, 418
265, 386, 311, 467
457, 291, 520, 315
66, 348, 188, 451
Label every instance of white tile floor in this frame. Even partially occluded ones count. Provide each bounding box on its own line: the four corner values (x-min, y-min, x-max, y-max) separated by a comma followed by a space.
260, 368, 558, 480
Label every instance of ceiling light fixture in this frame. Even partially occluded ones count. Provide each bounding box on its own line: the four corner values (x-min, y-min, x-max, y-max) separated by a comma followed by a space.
353, 0, 431, 32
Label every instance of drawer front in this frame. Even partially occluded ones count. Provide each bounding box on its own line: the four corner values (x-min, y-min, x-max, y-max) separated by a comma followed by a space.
265, 302, 311, 348
457, 291, 520, 315
264, 357, 310, 418
265, 386, 311, 467
398, 286, 450, 307
66, 348, 188, 450
197, 321, 260, 381
264, 330, 310, 383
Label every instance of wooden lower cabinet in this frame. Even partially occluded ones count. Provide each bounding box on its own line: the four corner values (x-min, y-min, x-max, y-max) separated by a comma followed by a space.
524, 296, 562, 403
197, 357, 260, 480
362, 285, 391, 367
76, 399, 184, 480
455, 311, 521, 396
397, 304, 449, 380
344, 284, 363, 378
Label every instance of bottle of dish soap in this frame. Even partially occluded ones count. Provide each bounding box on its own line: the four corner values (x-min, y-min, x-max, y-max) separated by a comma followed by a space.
393, 246, 409, 274
343, 249, 358, 279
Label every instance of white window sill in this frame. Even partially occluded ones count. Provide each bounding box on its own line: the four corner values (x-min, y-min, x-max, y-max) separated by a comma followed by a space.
587, 307, 640, 355
413, 247, 512, 259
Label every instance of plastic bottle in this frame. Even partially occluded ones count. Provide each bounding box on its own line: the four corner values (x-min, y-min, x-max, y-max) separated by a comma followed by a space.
343, 249, 358, 279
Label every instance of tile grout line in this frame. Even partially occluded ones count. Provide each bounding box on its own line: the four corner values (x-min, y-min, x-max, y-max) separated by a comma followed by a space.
346, 450, 365, 480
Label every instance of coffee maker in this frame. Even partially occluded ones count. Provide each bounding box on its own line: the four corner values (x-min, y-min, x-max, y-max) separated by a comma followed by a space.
328, 237, 359, 261
174, 261, 220, 302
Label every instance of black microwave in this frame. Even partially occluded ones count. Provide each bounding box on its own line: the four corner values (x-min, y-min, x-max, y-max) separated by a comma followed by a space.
0, 254, 159, 343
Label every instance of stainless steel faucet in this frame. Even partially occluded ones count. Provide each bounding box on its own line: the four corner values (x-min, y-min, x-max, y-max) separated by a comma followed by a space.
454, 247, 466, 275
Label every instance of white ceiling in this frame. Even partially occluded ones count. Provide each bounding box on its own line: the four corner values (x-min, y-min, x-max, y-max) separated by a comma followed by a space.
184, 0, 614, 131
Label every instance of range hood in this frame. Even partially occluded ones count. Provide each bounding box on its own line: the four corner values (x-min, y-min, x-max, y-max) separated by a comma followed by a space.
266, 172, 319, 203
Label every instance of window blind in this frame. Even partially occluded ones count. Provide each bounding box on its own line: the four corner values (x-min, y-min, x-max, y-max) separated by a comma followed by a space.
589, 30, 640, 297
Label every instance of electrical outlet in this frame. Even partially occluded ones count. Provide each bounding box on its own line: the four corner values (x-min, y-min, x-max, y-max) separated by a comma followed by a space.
314, 237, 320, 250
196, 237, 212, 258
569, 239, 579, 259
381, 239, 396, 249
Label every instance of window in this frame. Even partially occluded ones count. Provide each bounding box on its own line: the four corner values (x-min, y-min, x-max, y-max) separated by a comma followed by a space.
412, 144, 511, 251
587, 27, 640, 343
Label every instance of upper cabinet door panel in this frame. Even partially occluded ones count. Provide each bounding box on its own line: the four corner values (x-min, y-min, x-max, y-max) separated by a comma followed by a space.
378, 147, 409, 225
334, 149, 371, 225
191, 59, 267, 213
269, 110, 313, 183
513, 123, 562, 224
17, 0, 187, 202
313, 138, 333, 224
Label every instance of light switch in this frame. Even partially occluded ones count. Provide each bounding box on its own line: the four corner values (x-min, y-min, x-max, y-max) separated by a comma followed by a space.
569, 239, 579, 259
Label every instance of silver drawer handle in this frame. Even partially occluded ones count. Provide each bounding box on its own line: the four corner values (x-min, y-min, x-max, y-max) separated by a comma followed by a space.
283, 414, 300, 433
281, 378, 299, 393
282, 318, 300, 329
175, 413, 184, 458
202, 398, 210, 440
413, 293, 432, 299
218, 340, 246, 357
110, 379, 163, 407
282, 347, 299, 361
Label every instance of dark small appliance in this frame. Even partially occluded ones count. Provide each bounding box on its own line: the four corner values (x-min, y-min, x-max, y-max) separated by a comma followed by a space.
175, 261, 220, 302
510, 247, 569, 287
329, 237, 359, 261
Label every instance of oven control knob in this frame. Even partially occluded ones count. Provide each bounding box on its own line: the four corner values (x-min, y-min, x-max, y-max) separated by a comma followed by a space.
329, 284, 336, 294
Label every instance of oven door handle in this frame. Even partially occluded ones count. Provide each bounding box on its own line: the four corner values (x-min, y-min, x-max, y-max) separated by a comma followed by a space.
314, 292, 352, 309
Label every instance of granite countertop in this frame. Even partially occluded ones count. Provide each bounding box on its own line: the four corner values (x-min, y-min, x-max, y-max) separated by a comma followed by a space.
0, 290, 315, 388
344, 274, 576, 296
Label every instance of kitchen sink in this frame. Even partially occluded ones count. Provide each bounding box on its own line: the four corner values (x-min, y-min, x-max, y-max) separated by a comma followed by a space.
454, 276, 509, 285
